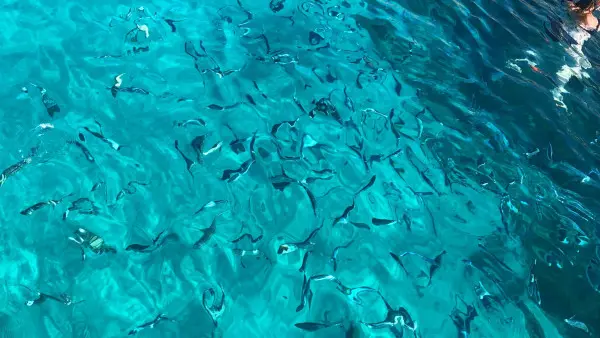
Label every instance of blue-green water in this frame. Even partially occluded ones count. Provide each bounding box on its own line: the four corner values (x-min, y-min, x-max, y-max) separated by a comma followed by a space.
1, 0, 599, 337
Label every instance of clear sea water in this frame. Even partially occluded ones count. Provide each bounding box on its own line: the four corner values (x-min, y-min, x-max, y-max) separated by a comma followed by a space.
1, 0, 599, 337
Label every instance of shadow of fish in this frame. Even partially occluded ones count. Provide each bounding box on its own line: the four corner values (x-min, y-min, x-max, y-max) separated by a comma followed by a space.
294, 321, 343, 332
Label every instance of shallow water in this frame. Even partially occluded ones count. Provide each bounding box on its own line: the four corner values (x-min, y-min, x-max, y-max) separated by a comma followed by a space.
1, 0, 599, 337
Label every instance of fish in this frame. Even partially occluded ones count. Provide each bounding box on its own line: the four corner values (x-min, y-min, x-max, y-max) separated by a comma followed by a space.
128, 314, 171, 335
397, 308, 418, 333
356, 71, 364, 89
428, 250, 447, 286
302, 175, 335, 185
450, 303, 477, 338
478, 243, 514, 273
343, 86, 355, 112
125, 244, 152, 252
184, 39, 220, 74
83, 123, 122, 151
20, 202, 53, 216
371, 148, 404, 164
255, 33, 270, 54
206, 102, 241, 110
389, 252, 410, 275
20, 193, 73, 216
586, 258, 600, 293
221, 159, 254, 183
308, 31, 324, 46
68, 227, 116, 255
372, 218, 397, 226
249, 132, 258, 161
269, 0, 285, 13
294, 321, 343, 332
299, 250, 312, 273
419, 170, 440, 195
335, 282, 378, 304
272, 166, 297, 188
271, 176, 295, 191
174, 118, 206, 128
296, 273, 312, 312
127, 46, 149, 55
312, 168, 335, 175
253, 81, 268, 99
275, 142, 302, 161
420, 196, 437, 237
312, 67, 326, 83
398, 251, 436, 264
405, 146, 426, 170
344, 323, 362, 338
271, 118, 300, 137
164, 19, 181, 32
271, 52, 299, 65
232, 249, 271, 268
21, 286, 78, 307
30, 84, 60, 117
69, 141, 95, 162
465, 200, 476, 214
63, 198, 99, 219
325, 67, 337, 82
233, 249, 263, 258
207, 104, 224, 110
452, 214, 467, 224
310, 274, 337, 282
416, 117, 423, 139
300, 184, 318, 216
349, 222, 371, 230
348, 143, 368, 171
331, 240, 354, 271
110, 74, 123, 98
152, 230, 179, 248
6, 155, 36, 181
332, 199, 355, 226
1, 150, 36, 186
361, 315, 402, 330
174, 140, 195, 179
245, 94, 256, 105
278, 222, 323, 255
391, 75, 402, 96
203, 141, 223, 156
119, 87, 150, 95
293, 95, 308, 114
362, 293, 410, 330
402, 214, 412, 232
193, 216, 218, 249
24, 292, 54, 306
194, 200, 227, 215
225, 125, 247, 155
564, 316, 589, 333
388, 109, 403, 144
202, 285, 226, 326
190, 134, 208, 162
527, 260, 541, 305
355, 175, 376, 196
114, 181, 148, 202
91, 181, 104, 192
126, 230, 176, 253
231, 230, 263, 244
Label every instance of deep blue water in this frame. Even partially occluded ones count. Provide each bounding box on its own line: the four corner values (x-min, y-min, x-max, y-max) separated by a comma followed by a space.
1, 0, 599, 337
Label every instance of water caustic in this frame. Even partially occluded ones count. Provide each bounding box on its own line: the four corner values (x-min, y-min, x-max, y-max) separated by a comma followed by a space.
1, 0, 599, 337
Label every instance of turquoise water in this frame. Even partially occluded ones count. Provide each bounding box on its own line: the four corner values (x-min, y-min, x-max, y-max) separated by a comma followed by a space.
1, 0, 600, 337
